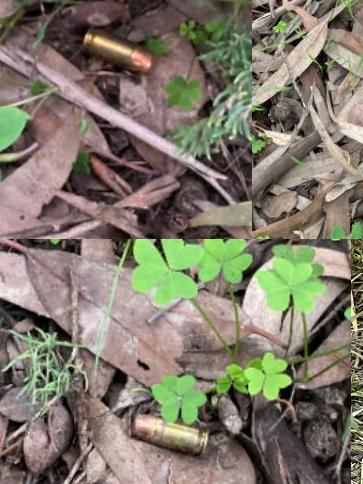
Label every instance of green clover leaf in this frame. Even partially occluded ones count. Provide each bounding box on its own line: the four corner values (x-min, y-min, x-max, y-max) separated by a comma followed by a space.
131, 239, 203, 305
256, 247, 326, 313
198, 239, 252, 284
244, 353, 292, 400
145, 37, 170, 55
0, 106, 30, 152
351, 222, 363, 239
152, 375, 207, 424
216, 363, 248, 395
165, 76, 203, 111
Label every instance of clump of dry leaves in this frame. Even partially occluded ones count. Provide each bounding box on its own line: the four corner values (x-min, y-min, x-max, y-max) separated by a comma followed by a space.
252, 0, 363, 239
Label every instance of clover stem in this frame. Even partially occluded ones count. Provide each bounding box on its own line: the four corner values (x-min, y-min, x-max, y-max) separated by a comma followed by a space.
191, 298, 234, 361
295, 353, 348, 384
284, 305, 294, 359
301, 312, 309, 381
287, 342, 349, 365
228, 283, 240, 362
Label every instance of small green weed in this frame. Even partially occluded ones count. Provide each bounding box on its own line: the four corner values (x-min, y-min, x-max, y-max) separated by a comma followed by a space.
152, 375, 206, 424
132, 240, 296, 421
174, 20, 251, 158
132, 239, 203, 305
198, 239, 252, 284
216, 363, 248, 394
256, 245, 325, 313
165, 76, 203, 111
145, 37, 170, 55
73, 152, 91, 174
252, 134, 270, 155
244, 353, 292, 400
2, 328, 87, 406
272, 20, 288, 34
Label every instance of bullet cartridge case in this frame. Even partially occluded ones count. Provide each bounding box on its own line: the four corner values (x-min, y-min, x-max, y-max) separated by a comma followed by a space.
83, 30, 154, 73
132, 415, 208, 455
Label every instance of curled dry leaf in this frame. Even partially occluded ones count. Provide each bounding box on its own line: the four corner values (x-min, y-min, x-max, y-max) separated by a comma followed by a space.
23, 401, 73, 475
0, 112, 81, 236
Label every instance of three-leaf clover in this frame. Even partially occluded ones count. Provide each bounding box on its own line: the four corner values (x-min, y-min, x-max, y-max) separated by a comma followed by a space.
145, 37, 170, 55
244, 353, 292, 400
152, 375, 207, 424
198, 239, 252, 284
216, 363, 248, 394
131, 239, 203, 305
256, 245, 326, 312
272, 20, 288, 34
165, 76, 203, 111
0, 106, 30, 152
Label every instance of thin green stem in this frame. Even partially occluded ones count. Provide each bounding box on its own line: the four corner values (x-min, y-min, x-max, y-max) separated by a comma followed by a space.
288, 342, 350, 365
284, 305, 294, 359
295, 354, 348, 384
94, 240, 132, 373
228, 283, 240, 362
191, 298, 234, 361
301, 312, 309, 381
6, 87, 58, 110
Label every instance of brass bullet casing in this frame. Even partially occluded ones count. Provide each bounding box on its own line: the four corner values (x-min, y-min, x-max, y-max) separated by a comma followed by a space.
83, 30, 154, 74
132, 415, 208, 455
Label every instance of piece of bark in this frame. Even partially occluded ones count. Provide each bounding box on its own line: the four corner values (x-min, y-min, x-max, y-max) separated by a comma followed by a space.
253, 401, 330, 484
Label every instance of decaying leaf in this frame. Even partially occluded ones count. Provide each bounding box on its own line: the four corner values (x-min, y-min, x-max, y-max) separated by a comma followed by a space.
190, 202, 252, 228
0, 249, 254, 386
23, 401, 73, 475
0, 112, 81, 236
0, 388, 40, 423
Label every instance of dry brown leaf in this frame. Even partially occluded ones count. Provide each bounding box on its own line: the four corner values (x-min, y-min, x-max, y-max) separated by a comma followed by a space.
310, 105, 363, 180
261, 191, 297, 218
0, 250, 253, 386
23, 401, 73, 475
253, 21, 328, 105
322, 190, 350, 238
0, 112, 81, 236
278, 157, 343, 189
0, 388, 40, 423
252, 181, 336, 238
190, 202, 252, 228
